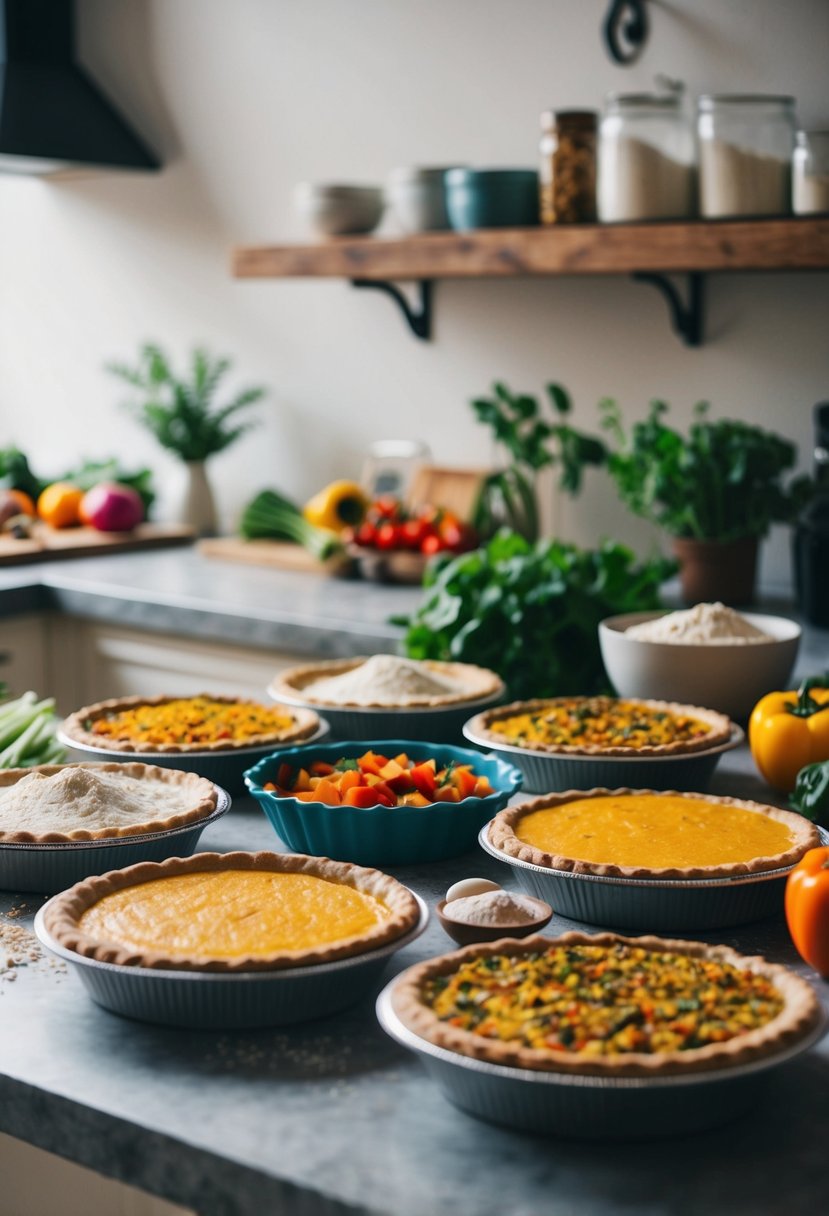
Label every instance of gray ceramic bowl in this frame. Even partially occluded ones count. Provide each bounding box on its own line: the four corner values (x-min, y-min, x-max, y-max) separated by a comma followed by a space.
599, 611, 801, 721
294, 183, 385, 237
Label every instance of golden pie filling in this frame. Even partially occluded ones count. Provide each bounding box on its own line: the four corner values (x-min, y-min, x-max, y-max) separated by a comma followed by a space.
425, 942, 784, 1056
79, 871, 392, 960
87, 696, 297, 747
515, 794, 796, 869
489, 698, 713, 750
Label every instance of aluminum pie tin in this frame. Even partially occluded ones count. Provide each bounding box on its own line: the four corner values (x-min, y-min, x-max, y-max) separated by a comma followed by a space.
57, 720, 330, 797
462, 720, 744, 794
35, 892, 428, 1031
376, 984, 827, 1140
269, 680, 504, 744
0, 787, 231, 895
478, 824, 829, 932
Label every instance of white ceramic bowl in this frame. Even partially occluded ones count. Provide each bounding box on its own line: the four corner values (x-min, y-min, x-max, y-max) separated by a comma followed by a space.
599, 610, 801, 721
294, 183, 384, 237
385, 166, 457, 232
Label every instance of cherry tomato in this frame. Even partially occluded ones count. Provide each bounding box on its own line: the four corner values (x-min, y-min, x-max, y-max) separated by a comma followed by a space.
376, 521, 401, 549
400, 518, 429, 549
420, 533, 443, 556
353, 522, 378, 547
440, 519, 478, 552
372, 496, 403, 520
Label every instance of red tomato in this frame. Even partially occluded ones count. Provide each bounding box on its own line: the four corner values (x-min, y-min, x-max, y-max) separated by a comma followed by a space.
376, 522, 402, 549
420, 533, 443, 556
400, 519, 428, 549
353, 522, 378, 547
440, 518, 478, 552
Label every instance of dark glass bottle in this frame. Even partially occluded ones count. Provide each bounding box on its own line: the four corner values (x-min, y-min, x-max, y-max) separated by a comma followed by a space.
794, 402, 829, 626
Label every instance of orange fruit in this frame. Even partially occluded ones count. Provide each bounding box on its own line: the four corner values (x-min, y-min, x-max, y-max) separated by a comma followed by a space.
37, 482, 84, 528
6, 489, 36, 517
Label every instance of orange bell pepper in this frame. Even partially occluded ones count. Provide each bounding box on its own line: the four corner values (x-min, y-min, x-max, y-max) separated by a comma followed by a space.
749, 677, 829, 793
785, 846, 829, 978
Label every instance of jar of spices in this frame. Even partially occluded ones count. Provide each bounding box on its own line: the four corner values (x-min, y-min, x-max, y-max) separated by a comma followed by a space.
793, 131, 829, 215
539, 110, 597, 224
597, 91, 695, 223
697, 95, 795, 218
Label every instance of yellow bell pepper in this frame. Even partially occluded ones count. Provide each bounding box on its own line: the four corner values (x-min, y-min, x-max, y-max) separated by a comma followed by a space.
303, 481, 367, 533
749, 677, 829, 793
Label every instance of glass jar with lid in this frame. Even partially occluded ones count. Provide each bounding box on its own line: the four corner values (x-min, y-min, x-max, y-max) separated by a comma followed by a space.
793, 131, 829, 215
697, 95, 795, 218
597, 91, 695, 223
539, 110, 597, 224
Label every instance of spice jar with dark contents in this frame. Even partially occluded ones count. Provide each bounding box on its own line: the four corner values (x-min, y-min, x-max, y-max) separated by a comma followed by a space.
539, 109, 597, 223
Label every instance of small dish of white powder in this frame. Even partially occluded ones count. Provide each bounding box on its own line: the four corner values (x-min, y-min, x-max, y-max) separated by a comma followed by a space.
438, 886, 553, 945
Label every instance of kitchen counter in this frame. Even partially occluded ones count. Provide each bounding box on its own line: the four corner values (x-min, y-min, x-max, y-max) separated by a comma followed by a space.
1, 549, 828, 1215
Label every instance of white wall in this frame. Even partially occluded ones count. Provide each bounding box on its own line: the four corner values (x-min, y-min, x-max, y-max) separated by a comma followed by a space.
1, 0, 828, 586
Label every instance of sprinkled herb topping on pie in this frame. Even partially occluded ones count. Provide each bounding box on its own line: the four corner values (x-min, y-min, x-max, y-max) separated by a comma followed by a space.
488, 697, 714, 751
425, 941, 784, 1056
86, 696, 296, 747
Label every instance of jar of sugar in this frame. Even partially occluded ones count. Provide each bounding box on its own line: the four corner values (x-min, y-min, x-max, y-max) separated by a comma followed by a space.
697, 95, 795, 218
793, 131, 829, 215
597, 90, 695, 223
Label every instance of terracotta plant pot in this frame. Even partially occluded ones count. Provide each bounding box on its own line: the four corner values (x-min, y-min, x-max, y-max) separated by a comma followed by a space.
671, 535, 760, 607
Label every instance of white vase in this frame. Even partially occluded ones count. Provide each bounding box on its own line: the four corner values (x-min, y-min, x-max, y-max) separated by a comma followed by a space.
178, 461, 218, 537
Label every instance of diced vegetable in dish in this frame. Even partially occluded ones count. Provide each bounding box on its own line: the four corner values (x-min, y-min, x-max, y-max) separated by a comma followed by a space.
0, 689, 66, 768
263, 750, 495, 807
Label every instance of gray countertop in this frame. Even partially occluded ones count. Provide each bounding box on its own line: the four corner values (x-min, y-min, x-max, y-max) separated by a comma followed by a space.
1, 551, 828, 1215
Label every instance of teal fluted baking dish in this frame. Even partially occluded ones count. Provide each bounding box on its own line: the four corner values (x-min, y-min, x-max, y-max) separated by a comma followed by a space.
245, 739, 523, 866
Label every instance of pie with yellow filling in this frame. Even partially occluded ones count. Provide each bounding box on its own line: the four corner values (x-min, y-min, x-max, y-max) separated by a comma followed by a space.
470, 696, 732, 757
44, 851, 420, 971
390, 932, 822, 1077
61, 694, 321, 755
488, 788, 820, 879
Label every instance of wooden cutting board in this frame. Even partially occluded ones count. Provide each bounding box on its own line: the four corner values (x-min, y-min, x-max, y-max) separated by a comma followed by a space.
0, 523, 195, 565
198, 536, 352, 575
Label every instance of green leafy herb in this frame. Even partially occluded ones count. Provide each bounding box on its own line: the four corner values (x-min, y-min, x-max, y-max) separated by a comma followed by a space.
0, 447, 42, 501
790, 759, 829, 825
397, 530, 674, 700
335, 757, 360, 772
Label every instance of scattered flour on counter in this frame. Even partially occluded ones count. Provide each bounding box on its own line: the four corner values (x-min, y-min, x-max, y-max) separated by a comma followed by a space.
625, 602, 773, 645
305, 655, 471, 706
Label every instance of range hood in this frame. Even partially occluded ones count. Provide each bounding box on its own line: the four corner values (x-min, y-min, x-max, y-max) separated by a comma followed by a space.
0, 0, 160, 176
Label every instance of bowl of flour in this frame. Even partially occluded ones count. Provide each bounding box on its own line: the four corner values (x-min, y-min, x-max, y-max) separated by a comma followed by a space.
599, 603, 801, 720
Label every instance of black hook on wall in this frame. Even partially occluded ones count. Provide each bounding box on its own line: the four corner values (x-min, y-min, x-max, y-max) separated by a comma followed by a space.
603, 0, 650, 65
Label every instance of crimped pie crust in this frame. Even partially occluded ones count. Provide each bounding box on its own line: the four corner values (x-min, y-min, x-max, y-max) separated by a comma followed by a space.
271, 656, 505, 709
390, 931, 823, 1077
44, 851, 421, 972
487, 787, 821, 879
468, 696, 732, 757
61, 694, 321, 754
0, 762, 218, 844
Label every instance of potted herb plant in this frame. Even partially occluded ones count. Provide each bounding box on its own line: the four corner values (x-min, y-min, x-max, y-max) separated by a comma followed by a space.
108, 344, 266, 536
599, 400, 813, 605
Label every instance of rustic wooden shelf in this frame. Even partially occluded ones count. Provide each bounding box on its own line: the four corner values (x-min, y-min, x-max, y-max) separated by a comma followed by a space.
232, 217, 829, 346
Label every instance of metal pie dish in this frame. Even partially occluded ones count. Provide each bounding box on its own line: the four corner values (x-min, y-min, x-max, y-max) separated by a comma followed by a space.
245, 739, 523, 867
478, 822, 829, 932
57, 720, 330, 797
376, 982, 827, 1140
35, 891, 428, 1030
0, 787, 231, 895
462, 715, 743, 795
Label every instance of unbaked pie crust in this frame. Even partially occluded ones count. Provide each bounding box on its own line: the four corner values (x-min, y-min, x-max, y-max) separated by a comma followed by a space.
44, 850, 421, 972
271, 656, 504, 709
390, 931, 822, 1078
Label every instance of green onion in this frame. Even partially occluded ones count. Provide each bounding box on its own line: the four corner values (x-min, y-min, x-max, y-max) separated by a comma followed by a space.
0, 691, 66, 768
240, 490, 343, 562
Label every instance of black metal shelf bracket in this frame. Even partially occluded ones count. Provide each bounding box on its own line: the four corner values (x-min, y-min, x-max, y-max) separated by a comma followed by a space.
603, 0, 649, 65
351, 279, 433, 341
632, 271, 705, 347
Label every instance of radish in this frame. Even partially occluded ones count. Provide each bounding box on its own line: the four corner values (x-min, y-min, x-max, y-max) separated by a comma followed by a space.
80, 482, 144, 532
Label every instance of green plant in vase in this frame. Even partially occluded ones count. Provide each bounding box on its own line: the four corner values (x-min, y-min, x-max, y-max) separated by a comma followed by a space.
107, 344, 266, 536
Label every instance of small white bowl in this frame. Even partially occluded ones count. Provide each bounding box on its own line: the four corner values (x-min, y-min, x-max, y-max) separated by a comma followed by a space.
386, 166, 458, 232
294, 182, 384, 237
599, 611, 801, 721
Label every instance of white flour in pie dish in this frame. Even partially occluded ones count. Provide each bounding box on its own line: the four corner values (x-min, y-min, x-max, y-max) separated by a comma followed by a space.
302, 655, 474, 707
625, 602, 773, 645
0, 766, 195, 834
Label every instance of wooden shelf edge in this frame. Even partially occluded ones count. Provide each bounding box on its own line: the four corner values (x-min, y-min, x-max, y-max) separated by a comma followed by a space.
232, 217, 829, 280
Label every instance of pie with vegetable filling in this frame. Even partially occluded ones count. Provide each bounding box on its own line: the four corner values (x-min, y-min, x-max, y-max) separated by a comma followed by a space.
43, 851, 420, 971
61, 694, 321, 755
390, 932, 822, 1077
270, 655, 504, 709
0, 762, 218, 843
488, 789, 820, 879
470, 696, 732, 756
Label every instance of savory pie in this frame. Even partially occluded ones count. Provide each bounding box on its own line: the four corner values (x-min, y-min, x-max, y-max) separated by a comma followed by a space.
469, 696, 732, 757
44, 851, 421, 971
488, 788, 820, 880
270, 654, 504, 709
61, 694, 320, 755
390, 932, 822, 1077
0, 762, 218, 843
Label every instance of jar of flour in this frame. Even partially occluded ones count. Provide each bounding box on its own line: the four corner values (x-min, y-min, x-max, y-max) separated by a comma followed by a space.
697, 95, 795, 218
598, 91, 695, 223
